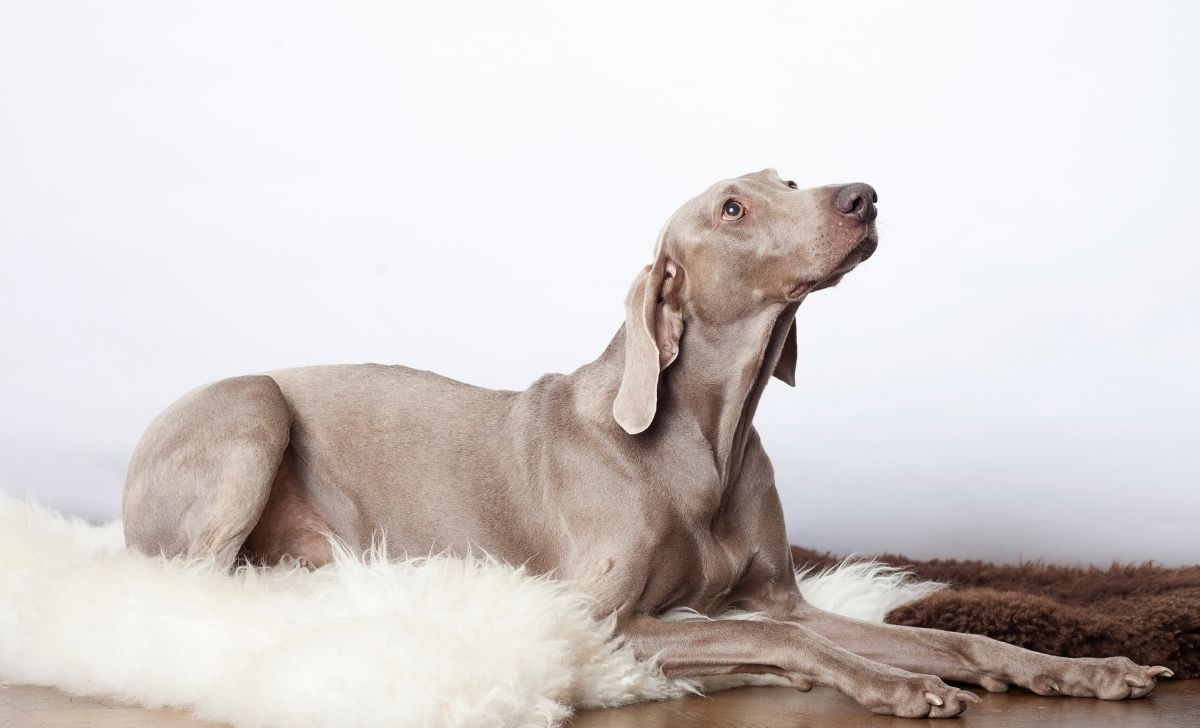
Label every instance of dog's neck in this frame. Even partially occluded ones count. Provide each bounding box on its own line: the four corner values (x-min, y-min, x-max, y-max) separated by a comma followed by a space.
582, 302, 798, 491
664, 303, 798, 488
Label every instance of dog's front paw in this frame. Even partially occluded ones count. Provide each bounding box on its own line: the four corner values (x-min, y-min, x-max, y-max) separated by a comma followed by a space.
853, 671, 981, 718
1024, 656, 1172, 700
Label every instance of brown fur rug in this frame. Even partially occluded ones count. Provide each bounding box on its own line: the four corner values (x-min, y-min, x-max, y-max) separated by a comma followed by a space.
791, 546, 1200, 679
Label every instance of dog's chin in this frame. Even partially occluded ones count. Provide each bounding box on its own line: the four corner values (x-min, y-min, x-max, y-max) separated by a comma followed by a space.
848, 229, 879, 264
786, 231, 878, 299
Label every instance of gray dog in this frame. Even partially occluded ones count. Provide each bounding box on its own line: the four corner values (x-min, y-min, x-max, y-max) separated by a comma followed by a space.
124, 169, 1171, 718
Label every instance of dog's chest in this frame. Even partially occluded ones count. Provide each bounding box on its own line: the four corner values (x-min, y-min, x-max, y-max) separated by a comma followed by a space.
645, 506, 759, 614
685, 534, 754, 611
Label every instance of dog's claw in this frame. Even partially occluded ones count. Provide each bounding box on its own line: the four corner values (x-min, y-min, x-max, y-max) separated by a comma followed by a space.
957, 690, 982, 706
923, 691, 943, 706
1031, 675, 1061, 694
1036, 676, 1065, 695
1147, 666, 1173, 679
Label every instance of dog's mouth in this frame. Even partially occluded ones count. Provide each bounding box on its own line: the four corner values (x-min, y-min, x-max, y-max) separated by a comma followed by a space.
838, 231, 879, 268
785, 230, 878, 300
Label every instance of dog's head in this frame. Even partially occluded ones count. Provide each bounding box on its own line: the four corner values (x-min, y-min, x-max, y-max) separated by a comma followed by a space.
614, 169, 878, 434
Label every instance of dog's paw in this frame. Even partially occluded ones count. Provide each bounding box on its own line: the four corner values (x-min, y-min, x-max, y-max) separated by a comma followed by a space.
1025, 656, 1172, 700
854, 671, 980, 718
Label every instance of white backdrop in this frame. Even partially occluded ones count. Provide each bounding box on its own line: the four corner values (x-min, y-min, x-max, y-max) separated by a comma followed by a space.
2, 1, 1197, 565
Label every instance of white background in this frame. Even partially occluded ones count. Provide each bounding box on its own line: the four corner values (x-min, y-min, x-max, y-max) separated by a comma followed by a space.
2, 2, 1197, 565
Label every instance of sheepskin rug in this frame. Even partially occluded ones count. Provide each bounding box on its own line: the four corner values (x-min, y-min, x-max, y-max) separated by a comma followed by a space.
0, 493, 942, 728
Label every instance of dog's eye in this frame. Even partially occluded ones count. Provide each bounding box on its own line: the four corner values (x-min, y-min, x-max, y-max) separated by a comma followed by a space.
721, 199, 745, 220
786, 180, 798, 189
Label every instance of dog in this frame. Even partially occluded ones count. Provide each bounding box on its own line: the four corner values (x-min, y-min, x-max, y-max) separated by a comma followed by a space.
123, 169, 1171, 717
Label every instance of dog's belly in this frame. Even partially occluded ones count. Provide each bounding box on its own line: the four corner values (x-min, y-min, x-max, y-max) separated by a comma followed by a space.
260, 364, 554, 569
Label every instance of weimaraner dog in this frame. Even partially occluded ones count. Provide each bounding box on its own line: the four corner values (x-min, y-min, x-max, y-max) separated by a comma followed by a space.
124, 169, 1171, 718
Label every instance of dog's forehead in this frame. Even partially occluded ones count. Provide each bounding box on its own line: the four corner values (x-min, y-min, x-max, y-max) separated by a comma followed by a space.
743, 167, 783, 183
707, 168, 786, 198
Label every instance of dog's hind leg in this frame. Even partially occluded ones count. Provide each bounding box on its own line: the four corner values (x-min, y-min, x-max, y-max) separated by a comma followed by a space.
122, 375, 291, 569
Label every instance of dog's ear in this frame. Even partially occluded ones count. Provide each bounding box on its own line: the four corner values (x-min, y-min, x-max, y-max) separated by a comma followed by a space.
771, 318, 798, 387
613, 257, 684, 434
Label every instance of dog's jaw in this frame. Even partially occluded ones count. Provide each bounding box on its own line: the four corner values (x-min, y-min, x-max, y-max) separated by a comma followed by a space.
786, 227, 879, 299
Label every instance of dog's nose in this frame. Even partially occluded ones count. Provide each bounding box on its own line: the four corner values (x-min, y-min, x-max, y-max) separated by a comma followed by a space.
833, 183, 878, 223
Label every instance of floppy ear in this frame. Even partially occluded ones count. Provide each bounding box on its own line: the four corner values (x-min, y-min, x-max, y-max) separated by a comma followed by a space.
612, 258, 684, 434
771, 318, 798, 387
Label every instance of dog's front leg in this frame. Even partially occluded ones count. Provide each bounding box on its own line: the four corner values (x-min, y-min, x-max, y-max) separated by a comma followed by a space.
784, 602, 1173, 699
619, 614, 979, 718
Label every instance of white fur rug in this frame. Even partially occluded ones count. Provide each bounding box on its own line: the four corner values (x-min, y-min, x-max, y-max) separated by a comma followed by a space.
0, 493, 942, 728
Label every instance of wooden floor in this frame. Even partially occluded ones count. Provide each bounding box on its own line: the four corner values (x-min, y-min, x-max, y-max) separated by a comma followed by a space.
571, 681, 1200, 727
1, 680, 1196, 727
